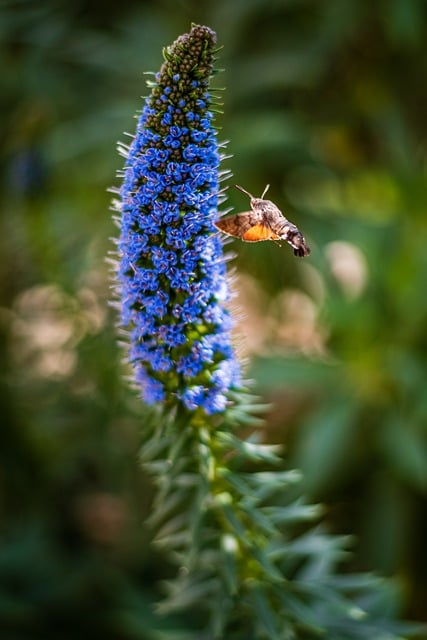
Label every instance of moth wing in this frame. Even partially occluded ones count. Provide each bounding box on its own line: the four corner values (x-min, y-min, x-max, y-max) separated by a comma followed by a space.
214, 211, 262, 239
242, 223, 276, 242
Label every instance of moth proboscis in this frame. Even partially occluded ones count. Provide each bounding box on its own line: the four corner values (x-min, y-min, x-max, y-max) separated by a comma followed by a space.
214, 184, 310, 257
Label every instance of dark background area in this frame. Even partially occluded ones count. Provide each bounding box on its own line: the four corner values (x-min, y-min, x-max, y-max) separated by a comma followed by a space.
1, 0, 427, 636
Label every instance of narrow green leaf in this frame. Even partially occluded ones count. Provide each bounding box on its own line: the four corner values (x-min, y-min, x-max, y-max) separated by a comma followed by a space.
168, 427, 194, 465
249, 583, 281, 640
218, 468, 253, 497
263, 501, 324, 525
277, 590, 325, 634
288, 528, 354, 560
153, 530, 192, 551
140, 435, 173, 462
154, 513, 188, 541
250, 546, 284, 583
147, 489, 188, 528
157, 576, 220, 614
216, 431, 282, 464
219, 503, 247, 538
246, 469, 303, 501
240, 502, 279, 537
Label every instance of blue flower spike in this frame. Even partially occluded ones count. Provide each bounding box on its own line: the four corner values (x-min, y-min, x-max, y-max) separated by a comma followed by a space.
114, 25, 241, 415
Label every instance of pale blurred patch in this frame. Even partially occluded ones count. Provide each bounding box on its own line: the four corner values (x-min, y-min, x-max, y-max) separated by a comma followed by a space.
325, 241, 368, 299
231, 274, 326, 358
230, 273, 271, 358
9, 277, 107, 380
273, 289, 327, 355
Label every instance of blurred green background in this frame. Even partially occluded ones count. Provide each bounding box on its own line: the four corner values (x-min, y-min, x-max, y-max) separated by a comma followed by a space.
1, 0, 427, 636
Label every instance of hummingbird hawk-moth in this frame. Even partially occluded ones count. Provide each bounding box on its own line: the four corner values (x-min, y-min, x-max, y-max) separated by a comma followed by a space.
214, 184, 310, 257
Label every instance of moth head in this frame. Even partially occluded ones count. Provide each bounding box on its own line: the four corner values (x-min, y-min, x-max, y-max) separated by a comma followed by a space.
250, 197, 271, 209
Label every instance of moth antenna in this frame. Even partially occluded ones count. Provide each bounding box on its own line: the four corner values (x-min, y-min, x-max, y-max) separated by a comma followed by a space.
260, 184, 270, 198
235, 184, 254, 199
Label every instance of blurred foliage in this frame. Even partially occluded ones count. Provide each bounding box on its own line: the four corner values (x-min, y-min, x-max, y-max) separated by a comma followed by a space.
1, 0, 427, 636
